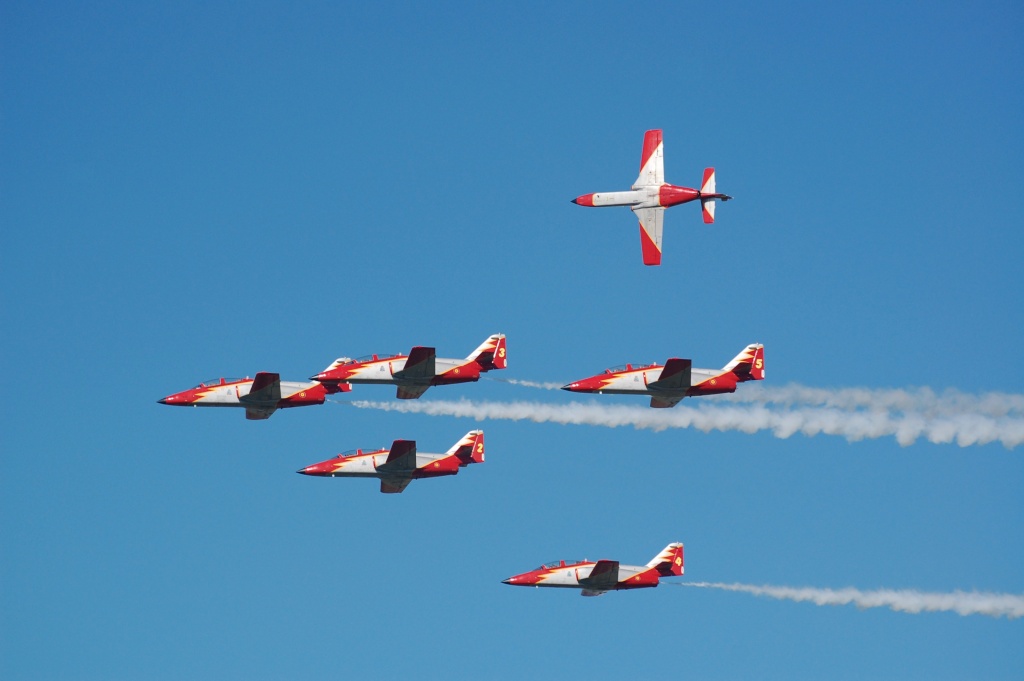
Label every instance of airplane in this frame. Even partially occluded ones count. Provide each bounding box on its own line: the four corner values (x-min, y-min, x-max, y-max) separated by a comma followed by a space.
503, 543, 684, 597
571, 129, 732, 265
297, 430, 485, 494
158, 372, 328, 420
562, 343, 764, 408
311, 334, 507, 399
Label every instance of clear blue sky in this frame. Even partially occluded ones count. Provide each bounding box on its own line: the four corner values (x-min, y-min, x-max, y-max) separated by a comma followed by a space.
3, 2, 1022, 679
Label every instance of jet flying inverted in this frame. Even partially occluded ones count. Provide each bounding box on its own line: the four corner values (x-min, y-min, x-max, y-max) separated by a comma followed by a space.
158, 372, 327, 420
571, 129, 732, 265
311, 334, 506, 399
297, 430, 485, 494
563, 343, 764, 408
503, 543, 684, 597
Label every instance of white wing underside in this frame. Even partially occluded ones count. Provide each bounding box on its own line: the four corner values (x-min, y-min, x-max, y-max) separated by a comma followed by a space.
633, 206, 664, 257
633, 140, 664, 188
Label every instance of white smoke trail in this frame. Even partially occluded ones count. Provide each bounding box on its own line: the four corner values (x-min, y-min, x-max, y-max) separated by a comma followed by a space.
680, 582, 1024, 619
721, 383, 1024, 418
347, 398, 1024, 448
504, 379, 1024, 418
490, 378, 564, 391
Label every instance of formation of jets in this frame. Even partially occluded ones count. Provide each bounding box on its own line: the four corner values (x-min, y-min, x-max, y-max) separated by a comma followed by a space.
160, 130, 742, 596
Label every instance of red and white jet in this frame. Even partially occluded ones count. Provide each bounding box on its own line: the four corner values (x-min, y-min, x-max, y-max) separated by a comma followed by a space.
563, 343, 764, 408
503, 543, 684, 597
311, 334, 507, 399
158, 372, 327, 420
297, 430, 485, 494
571, 129, 732, 265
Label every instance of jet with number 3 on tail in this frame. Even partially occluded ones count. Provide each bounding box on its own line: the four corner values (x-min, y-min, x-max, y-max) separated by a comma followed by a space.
503, 543, 684, 597
311, 334, 506, 399
571, 129, 732, 265
562, 344, 764, 408
297, 430, 485, 494
157, 372, 328, 420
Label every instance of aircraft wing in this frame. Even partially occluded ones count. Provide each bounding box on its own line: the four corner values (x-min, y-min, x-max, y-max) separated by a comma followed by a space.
393, 346, 436, 381
580, 560, 620, 591
580, 589, 608, 597
633, 129, 664, 188
245, 406, 277, 420
396, 384, 431, 400
380, 478, 413, 494
633, 206, 664, 266
377, 439, 417, 473
650, 395, 685, 408
241, 372, 282, 405
648, 358, 691, 391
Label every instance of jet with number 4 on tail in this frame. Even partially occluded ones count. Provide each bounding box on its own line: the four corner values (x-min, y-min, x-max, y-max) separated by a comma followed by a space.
311, 334, 506, 399
562, 344, 764, 408
571, 129, 732, 265
297, 430, 485, 494
503, 543, 684, 597
157, 372, 329, 420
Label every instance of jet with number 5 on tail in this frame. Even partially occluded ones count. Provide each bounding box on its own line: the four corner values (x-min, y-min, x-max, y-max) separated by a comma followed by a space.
503, 543, 684, 597
157, 372, 330, 420
571, 129, 732, 265
562, 343, 764, 408
297, 430, 485, 494
311, 334, 506, 399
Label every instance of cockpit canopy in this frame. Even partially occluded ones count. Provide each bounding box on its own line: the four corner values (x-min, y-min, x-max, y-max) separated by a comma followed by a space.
354, 353, 402, 363
337, 448, 375, 458
605, 363, 656, 373
192, 377, 247, 389
539, 559, 583, 570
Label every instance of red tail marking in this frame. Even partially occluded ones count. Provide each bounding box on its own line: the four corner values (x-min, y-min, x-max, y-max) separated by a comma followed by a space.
701, 167, 715, 191
492, 336, 507, 370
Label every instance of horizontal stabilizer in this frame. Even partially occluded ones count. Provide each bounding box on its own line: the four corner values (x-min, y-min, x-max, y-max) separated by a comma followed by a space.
580, 560, 620, 590
378, 440, 417, 472
394, 346, 436, 381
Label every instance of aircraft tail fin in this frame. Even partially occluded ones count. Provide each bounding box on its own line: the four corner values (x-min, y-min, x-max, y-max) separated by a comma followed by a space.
466, 334, 507, 371
645, 542, 684, 576
722, 344, 765, 381
445, 430, 485, 464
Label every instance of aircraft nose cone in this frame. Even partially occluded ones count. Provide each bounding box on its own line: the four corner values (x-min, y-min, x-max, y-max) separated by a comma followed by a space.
502, 578, 512, 585
157, 397, 167, 404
